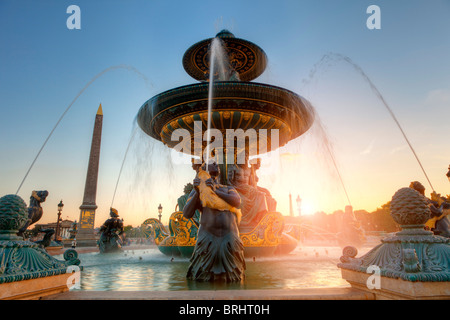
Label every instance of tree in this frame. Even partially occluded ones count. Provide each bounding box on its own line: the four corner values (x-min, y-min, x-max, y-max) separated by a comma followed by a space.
370, 201, 398, 232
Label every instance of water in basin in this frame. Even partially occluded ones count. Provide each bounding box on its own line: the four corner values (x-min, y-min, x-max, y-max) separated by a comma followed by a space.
58, 245, 374, 291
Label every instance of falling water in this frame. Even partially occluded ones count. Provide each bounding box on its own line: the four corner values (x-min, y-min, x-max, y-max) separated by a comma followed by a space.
15, 65, 152, 195
205, 38, 229, 168
302, 109, 352, 207
205, 40, 217, 169
110, 126, 139, 208
315, 117, 353, 207
302, 52, 435, 192
114, 121, 182, 222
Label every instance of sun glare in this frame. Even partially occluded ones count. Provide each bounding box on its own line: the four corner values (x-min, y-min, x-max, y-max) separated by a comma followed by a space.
300, 200, 316, 216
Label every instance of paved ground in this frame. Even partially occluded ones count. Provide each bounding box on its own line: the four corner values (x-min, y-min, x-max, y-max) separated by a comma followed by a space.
42, 287, 375, 300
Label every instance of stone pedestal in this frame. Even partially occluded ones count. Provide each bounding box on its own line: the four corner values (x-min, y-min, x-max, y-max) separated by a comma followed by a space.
341, 269, 450, 300
73, 232, 98, 247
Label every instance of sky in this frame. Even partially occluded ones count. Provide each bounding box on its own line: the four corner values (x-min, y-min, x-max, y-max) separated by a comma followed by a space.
1, 0, 449, 228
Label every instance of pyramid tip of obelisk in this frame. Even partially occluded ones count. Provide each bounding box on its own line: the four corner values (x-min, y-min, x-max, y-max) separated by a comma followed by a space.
97, 103, 103, 115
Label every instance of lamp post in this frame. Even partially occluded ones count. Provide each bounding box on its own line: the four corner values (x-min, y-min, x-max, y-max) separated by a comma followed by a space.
158, 203, 163, 222
296, 195, 302, 217
55, 200, 64, 241
446, 165, 450, 182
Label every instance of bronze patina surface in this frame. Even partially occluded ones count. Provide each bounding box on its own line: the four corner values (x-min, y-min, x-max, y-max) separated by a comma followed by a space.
137, 81, 314, 154
182, 30, 267, 82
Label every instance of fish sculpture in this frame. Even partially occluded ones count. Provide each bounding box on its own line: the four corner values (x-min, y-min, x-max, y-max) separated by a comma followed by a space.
197, 167, 242, 225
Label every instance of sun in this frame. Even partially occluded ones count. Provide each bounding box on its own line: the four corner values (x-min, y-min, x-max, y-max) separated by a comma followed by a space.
300, 200, 316, 216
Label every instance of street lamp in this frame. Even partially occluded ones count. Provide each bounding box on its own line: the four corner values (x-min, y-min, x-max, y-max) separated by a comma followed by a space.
446, 165, 450, 182
158, 203, 163, 222
55, 200, 64, 241
296, 195, 302, 217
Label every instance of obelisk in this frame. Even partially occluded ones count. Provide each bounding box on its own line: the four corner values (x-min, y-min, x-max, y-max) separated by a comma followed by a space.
77, 104, 103, 247
289, 193, 294, 217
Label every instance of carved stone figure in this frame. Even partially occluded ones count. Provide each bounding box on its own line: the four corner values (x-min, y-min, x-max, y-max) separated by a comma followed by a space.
17, 190, 49, 238
97, 208, 124, 253
183, 161, 245, 282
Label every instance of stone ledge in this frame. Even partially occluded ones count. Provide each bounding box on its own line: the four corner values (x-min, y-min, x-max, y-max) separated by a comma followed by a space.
341, 269, 450, 300
0, 273, 72, 300
42, 287, 374, 300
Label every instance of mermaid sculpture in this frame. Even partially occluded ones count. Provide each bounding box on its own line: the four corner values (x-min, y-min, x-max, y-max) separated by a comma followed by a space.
183, 161, 246, 282
97, 208, 124, 253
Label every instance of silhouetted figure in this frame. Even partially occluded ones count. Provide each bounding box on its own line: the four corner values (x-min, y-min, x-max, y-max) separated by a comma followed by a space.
97, 208, 124, 253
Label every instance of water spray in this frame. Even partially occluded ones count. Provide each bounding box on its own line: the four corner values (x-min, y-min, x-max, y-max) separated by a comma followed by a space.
110, 126, 139, 208
303, 52, 436, 193
205, 38, 219, 171
16, 65, 151, 195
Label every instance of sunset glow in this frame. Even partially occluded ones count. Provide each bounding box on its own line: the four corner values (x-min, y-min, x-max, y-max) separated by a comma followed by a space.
0, 1, 449, 228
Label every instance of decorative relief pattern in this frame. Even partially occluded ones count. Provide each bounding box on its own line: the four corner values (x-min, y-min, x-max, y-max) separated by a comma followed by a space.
0, 195, 80, 284
338, 187, 450, 282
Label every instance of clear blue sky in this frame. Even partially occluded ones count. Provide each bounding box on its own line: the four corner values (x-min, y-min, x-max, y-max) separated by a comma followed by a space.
1, 0, 449, 226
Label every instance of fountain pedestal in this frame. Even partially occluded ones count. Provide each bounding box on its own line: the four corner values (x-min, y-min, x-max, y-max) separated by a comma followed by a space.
0, 194, 81, 300
338, 187, 450, 300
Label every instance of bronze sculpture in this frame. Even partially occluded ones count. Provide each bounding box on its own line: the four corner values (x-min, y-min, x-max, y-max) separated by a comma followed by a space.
139, 30, 312, 259
17, 190, 48, 238
183, 161, 246, 282
409, 181, 450, 238
97, 208, 124, 253
34, 228, 55, 248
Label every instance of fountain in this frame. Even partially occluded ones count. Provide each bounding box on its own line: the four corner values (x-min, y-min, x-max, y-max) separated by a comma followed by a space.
1, 25, 447, 299
137, 30, 315, 258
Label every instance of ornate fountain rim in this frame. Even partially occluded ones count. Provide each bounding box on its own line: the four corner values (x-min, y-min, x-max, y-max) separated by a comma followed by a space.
137, 81, 315, 153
